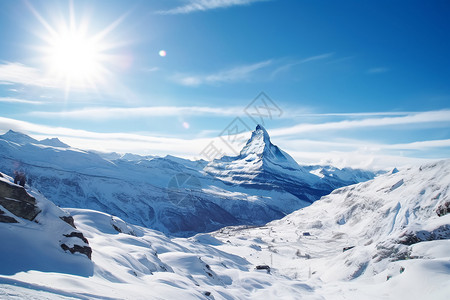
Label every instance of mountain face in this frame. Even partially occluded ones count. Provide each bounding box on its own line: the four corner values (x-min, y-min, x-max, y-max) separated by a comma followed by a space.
205, 125, 376, 205
0, 127, 377, 236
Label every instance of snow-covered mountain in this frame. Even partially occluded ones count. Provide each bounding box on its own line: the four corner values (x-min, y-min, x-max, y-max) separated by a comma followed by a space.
206, 125, 376, 204
0, 130, 69, 148
0, 126, 377, 236
0, 160, 448, 299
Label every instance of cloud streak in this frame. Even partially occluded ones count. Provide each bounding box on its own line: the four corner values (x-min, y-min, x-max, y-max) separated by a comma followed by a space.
0, 62, 56, 88
173, 60, 272, 86
271, 53, 334, 78
271, 110, 450, 136
30, 106, 247, 119
158, 0, 268, 15
0, 97, 45, 105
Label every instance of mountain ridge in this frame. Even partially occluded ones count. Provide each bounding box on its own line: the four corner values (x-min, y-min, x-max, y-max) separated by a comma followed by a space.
0, 126, 379, 235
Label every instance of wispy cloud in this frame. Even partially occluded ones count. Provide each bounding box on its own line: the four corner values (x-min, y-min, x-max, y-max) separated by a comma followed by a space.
367, 67, 389, 74
0, 61, 135, 101
30, 106, 246, 119
0, 97, 45, 105
141, 67, 160, 73
270, 53, 334, 78
173, 60, 272, 86
277, 137, 450, 170
271, 110, 450, 136
0, 62, 56, 88
158, 0, 268, 15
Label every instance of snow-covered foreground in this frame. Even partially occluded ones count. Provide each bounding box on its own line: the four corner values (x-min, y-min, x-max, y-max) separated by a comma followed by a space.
1, 160, 449, 299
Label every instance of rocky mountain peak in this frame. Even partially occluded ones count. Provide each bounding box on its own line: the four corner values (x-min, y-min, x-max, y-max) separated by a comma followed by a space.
239, 124, 273, 157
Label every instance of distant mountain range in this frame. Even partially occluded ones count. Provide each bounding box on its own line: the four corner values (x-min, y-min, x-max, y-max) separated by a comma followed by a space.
0, 126, 379, 236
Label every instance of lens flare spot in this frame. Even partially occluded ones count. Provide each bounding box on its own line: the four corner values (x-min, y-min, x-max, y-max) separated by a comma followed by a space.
182, 122, 190, 129
159, 50, 166, 57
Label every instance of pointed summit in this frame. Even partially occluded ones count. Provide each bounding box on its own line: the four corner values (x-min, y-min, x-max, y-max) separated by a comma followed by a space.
237, 125, 299, 167
240, 125, 272, 157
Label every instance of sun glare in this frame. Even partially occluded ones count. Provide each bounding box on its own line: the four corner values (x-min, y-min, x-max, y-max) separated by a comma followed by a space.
47, 31, 102, 82
29, 1, 128, 96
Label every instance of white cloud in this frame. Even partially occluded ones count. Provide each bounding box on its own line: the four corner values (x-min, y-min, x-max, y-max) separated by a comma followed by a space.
30, 106, 246, 119
173, 60, 272, 86
271, 110, 450, 137
159, 0, 268, 15
31, 105, 405, 121
270, 53, 334, 78
0, 62, 56, 88
0, 62, 129, 99
286, 149, 438, 171
0, 97, 45, 105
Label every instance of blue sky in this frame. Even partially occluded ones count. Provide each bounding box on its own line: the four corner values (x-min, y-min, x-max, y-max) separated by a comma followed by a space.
0, 0, 449, 169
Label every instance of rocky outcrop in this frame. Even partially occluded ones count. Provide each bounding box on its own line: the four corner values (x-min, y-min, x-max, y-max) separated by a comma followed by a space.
0, 208, 18, 223
60, 215, 76, 228
436, 201, 449, 217
0, 172, 92, 260
60, 239, 92, 260
0, 179, 40, 222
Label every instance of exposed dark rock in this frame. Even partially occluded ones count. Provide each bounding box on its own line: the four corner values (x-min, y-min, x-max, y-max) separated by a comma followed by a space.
0, 208, 18, 223
0, 180, 40, 221
256, 265, 271, 271
343, 246, 355, 252
204, 291, 211, 296
60, 243, 92, 260
436, 201, 449, 217
60, 215, 76, 228
398, 225, 450, 245
398, 233, 421, 246
374, 244, 411, 262
63, 231, 89, 244
112, 223, 122, 233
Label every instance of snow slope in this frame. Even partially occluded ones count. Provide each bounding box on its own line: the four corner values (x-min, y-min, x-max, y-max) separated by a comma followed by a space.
0, 160, 448, 299
0, 175, 317, 299
0, 126, 377, 236
211, 159, 450, 299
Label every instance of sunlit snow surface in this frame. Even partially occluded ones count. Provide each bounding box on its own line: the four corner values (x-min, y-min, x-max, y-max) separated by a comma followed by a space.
1, 160, 449, 299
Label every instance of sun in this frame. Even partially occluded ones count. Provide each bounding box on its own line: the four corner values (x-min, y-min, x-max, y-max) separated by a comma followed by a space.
29, 1, 127, 96
46, 29, 103, 84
